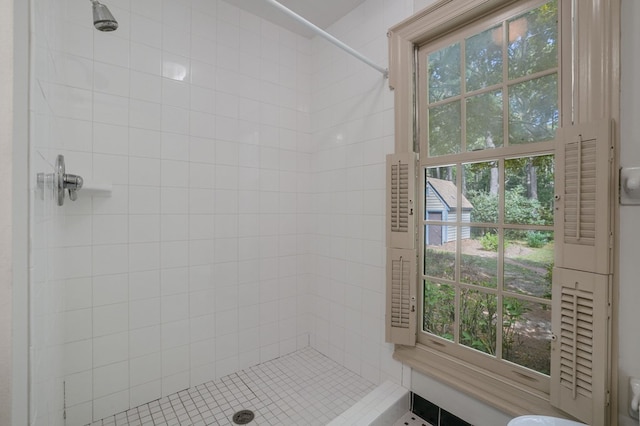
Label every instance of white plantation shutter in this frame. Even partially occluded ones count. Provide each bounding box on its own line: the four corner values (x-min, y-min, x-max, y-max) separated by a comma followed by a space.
551, 267, 610, 426
555, 119, 613, 275
385, 248, 417, 345
551, 119, 614, 424
387, 153, 417, 250
386, 153, 418, 346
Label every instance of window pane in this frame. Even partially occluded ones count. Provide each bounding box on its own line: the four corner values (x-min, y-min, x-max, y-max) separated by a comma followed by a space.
466, 90, 503, 151
502, 298, 551, 375
428, 42, 461, 102
504, 230, 553, 299
508, 74, 558, 144
461, 227, 498, 288
460, 288, 497, 355
466, 25, 503, 92
429, 101, 461, 157
426, 166, 457, 216
504, 155, 554, 225
463, 161, 499, 224
508, 1, 558, 80
424, 233, 455, 280
423, 281, 455, 341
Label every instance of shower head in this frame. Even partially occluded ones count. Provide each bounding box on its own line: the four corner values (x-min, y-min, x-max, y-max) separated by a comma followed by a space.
90, 0, 118, 32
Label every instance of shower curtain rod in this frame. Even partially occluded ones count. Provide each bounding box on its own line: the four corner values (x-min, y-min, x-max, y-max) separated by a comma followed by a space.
263, 0, 389, 78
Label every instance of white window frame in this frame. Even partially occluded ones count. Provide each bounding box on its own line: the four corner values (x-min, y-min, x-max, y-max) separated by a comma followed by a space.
416, 0, 559, 394
386, 0, 620, 422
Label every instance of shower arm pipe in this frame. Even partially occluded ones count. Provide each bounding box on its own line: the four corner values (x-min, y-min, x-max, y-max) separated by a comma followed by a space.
263, 0, 389, 78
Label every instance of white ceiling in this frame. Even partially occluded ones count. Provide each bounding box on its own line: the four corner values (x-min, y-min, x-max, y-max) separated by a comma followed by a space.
222, 0, 368, 37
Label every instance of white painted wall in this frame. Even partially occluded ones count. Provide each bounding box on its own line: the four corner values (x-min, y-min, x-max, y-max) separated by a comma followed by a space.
617, 0, 640, 424
0, 0, 13, 423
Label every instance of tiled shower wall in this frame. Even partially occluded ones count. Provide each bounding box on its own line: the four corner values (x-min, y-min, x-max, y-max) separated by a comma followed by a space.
307, 0, 414, 384
30, 0, 313, 424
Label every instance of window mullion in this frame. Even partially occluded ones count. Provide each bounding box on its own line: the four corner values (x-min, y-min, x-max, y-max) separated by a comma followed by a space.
502, 21, 509, 149
496, 158, 506, 360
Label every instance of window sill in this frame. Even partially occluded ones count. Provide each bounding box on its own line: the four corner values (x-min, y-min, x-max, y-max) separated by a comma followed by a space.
393, 344, 573, 419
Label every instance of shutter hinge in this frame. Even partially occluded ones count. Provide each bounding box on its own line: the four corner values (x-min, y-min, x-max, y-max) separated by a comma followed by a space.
609, 232, 614, 249
606, 390, 611, 406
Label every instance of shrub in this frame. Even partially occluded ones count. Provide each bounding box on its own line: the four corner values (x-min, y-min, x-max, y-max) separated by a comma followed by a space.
526, 231, 549, 248
479, 233, 499, 251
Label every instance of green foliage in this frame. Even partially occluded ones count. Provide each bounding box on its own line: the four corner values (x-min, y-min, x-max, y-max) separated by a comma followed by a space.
502, 298, 528, 359
479, 233, 499, 251
526, 231, 549, 248
460, 290, 497, 354
467, 186, 553, 237
423, 282, 455, 340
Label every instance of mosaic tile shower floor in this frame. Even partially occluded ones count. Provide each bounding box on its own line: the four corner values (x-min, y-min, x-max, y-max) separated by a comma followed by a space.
88, 348, 376, 426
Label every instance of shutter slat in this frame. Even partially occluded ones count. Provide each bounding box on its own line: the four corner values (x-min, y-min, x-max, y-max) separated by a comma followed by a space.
551, 267, 609, 425
386, 248, 417, 346
387, 153, 416, 249
555, 119, 612, 274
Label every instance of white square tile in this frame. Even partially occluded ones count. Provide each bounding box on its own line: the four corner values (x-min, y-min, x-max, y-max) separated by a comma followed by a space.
161, 320, 190, 349
129, 270, 160, 300
160, 214, 189, 241
129, 380, 161, 408
160, 241, 189, 269
131, 13, 162, 48
130, 99, 162, 131
130, 353, 161, 388
63, 309, 92, 343
129, 214, 160, 243
161, 292, 189, 322
93, 32, 129, 68
65, 370, 93, 406
63, 340, 93, 375
161, 345, 189, 376
64, 277, 92, 311
93, 390, 130, 421
93, 273, 129, 306
129, 186, 160, 214
94, 62, 130, 98
129, 242, 160, 272
130, 42, 162, 75
93, 332, 129, 367
131, 71, 162, 103
93, 303, 128, 336
93, 244, 129, 276
129, 325, 161, 358
129, 298, 161, 330
93, 122, 129, 155
93, 215, 128, 245
93, 361, 129, 398
160, 267, 188, 295
94, 92, 129, 126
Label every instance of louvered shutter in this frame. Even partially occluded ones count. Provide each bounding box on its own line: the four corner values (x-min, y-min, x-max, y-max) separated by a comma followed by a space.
386, 153, 417, 345
550, 267, 610, 426
555, 119, 613, 275
385, 248, 417, 345
387, 153, 417, 250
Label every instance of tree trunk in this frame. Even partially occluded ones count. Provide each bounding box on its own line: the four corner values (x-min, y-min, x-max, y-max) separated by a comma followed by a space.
526, 159, 538, 199
486, 133, 499, 196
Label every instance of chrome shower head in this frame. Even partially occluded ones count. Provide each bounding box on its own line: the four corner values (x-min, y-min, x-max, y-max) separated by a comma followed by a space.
91, 0, 118, 32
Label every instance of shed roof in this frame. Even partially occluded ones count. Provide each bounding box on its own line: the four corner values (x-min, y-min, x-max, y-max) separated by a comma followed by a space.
427, 178, 473, 210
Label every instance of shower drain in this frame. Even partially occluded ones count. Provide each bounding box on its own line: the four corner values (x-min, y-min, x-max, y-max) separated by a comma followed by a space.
232, 409, 255, 424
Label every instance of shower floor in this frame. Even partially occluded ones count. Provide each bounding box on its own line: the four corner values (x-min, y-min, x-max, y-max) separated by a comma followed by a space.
87, 347, 376, 426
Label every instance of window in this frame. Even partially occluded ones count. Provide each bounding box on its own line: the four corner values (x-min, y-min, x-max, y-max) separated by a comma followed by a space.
385, 0, 619, 423
418, 1, 558, 391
